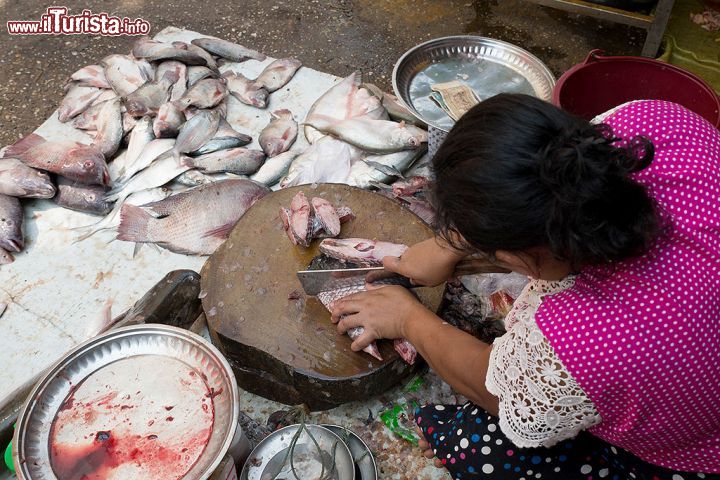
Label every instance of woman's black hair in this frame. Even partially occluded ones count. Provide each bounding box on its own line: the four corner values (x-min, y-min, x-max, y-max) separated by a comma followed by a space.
432, 93, 661, 268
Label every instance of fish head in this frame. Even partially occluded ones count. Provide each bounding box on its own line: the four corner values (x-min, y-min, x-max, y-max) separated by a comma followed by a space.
0, 216, 23, 253
124, 99, 149, 118
250, 87, 269, 108
69, 146, 110, 186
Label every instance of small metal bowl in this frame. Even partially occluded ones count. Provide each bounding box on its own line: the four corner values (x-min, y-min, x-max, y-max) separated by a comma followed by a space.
392, 35, 556, 132
13, 324, 239, 480
241, 424, 355, 480
321, 425, 377, 480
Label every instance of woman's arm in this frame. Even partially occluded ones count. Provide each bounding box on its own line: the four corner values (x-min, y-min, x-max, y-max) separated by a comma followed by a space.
403, 308, 500, 415
382, 236, 468, 287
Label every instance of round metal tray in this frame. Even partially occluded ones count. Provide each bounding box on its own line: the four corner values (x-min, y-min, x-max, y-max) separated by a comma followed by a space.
240, 424, 355, 480
13, 324, 239, 480
393, 35, 556, 132
321, 425, 377, 480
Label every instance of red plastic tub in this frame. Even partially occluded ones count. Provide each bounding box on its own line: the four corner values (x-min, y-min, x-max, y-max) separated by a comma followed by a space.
553, 50, 720, 128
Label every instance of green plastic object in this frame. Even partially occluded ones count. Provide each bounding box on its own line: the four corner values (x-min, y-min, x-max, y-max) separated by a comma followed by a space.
4, 438, 13, 473
379, 401, 421, 446
404, 375, 425, 393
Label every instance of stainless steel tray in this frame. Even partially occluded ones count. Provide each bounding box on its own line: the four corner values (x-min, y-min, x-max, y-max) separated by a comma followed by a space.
393, 35, 556, 132
322, 425, 377, 480
13, 324, 239, 480
240, 424, 355, 480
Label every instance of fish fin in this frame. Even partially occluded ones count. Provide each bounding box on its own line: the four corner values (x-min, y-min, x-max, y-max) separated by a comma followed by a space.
132, 242, 143, 258
117, 204, 154, 242
202, 221, 236, 239
364, 343, 383, 361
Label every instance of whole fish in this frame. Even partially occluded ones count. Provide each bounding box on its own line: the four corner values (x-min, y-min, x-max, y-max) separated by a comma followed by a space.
224, 72, 268, 108
132, 37, 210, 66
347, 149, 426, 189
58, 85, 104, 122
124, 71, 177, 117
174, 77, 227, 110
181, 42, 219, 72
0, 158, 56, 198
303, 71, 381, 143
250, 150, 299, 186
73, 187, 172, 242
102, 54, 150, 97
0, 194, 23, 253
109, 117, 154, 181
155, 60, 187, 101
172, 109, 220, 162
0, 247, 13, 265
259, 109, 297, 157
191, 37, 266, 63
280, 136, 361, 187
304, 115, 427, 153
153, 102, 186, 138
190, 119, 252, 156
19, 140, 109, 186
254, 58, 302, 93
117, 179, 270, 255
54, 177, 112, 215
183, 148, 265, 175
187, 66, 217, 87
114, 138, 175, 184
67, 64, 111, 89
92, 97, 124, 157
105, 153, 192, 204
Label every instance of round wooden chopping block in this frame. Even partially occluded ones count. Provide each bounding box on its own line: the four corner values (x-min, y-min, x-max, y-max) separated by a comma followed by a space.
201, 183, 443, 410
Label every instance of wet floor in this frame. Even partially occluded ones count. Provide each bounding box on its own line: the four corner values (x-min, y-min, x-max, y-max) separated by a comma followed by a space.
0, 0, 643, 146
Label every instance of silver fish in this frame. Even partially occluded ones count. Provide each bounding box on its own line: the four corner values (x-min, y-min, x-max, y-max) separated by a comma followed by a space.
58, 85, 104, 122
347, 149, 426, 189
155, 60, 188, 102
382, 92, 425, 127
109, 116, 155, 181
132, 37, 209, 66
191, 37, 266, 63
254, 58, 302, 93
0, 194, 23, 252
189, 117, 252, 156
0, 158, 56, 198
175, 170, 216, 187
117, 179, 269, 255
68, 64, 111, 89
0, 247, 13, 264
105, 153, 191, 204
73, 187, 172, 242
175, 78, 227, 110
92, 97, 124, 158
182, 42, 219, 72
187, 66, 217, 87
20, 140, 109, 186
123, 71, 177, 117
304, 115, 427, 153
54, 177, 112, 215
250, 150, 299, 186
172, 109, 220, 161
153, 102, 186, 138
303, 71, 381, 144
259, 109, 297, 157
102, 54, 150, 97
224, 72, 268, 108
183, 147, 265, 175
114, 138, 175, 184
280, 136, 361, 187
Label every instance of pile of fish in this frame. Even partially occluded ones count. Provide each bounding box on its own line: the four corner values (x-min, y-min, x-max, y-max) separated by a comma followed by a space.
280, 191, 355, 247
0, 30, 433, 261
314, 237, 418, 364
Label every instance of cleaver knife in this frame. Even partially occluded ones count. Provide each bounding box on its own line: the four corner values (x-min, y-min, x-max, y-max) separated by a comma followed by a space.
297, 258, 510, 296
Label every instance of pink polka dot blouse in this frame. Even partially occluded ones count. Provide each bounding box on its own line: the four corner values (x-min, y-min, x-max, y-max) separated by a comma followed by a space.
536, 100, 720, 473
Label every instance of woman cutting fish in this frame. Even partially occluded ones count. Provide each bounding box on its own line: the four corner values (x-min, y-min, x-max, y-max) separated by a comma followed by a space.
329, 95, 720, 479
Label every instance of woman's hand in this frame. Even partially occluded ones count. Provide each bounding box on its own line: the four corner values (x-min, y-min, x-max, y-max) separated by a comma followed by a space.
382, 237, 466, 287
329, 285, 428, 351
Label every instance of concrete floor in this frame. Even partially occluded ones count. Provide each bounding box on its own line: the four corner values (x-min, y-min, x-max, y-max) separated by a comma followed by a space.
0, 0, 644, 147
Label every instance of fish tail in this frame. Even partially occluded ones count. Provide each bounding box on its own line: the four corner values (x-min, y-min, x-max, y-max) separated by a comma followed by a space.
117, 204, 154, 242
364, 342, 383, 361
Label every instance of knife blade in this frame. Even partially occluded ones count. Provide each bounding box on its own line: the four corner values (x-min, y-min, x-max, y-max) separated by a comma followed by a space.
296, 266, 414, 296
